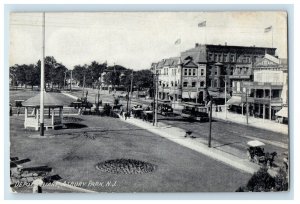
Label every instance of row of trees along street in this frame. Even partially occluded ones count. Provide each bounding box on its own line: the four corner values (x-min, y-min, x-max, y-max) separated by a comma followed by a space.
10, 56, 154, 94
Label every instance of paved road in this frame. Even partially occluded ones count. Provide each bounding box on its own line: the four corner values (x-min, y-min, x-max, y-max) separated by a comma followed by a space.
157, 114, 288, 165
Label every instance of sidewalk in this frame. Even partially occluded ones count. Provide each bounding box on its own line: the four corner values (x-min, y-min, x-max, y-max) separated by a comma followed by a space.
134, 97, 288, 135
212, 109, 288, 135
119, 115, 263, 175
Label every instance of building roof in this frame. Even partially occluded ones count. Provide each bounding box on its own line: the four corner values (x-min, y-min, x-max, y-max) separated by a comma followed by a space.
22, 92, 64, 107
155, 57, 180, 69
181, 44, 207, 63
264, 54, 280, 64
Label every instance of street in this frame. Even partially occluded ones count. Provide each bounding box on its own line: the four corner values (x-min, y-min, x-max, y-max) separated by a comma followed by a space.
156, 113, 288, 164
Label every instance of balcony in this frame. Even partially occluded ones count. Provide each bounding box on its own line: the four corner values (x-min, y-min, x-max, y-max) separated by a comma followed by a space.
251, 82, 283, 89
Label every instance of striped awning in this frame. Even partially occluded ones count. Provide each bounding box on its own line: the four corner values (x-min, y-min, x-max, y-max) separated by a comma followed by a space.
226, 96, 242, 106
275, 107, 288, 118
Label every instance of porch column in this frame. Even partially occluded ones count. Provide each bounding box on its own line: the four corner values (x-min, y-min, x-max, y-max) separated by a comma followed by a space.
241, 103, 244, 115
60, 107, 63, 123
269, 87, 272, 120
51, 108, 54, 127
24, 107, 28, 128
263, 104, 265, 122
269, 105, 272, 120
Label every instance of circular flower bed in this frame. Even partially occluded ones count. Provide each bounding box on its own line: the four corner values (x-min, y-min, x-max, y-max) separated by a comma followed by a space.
96, 159, 157, 174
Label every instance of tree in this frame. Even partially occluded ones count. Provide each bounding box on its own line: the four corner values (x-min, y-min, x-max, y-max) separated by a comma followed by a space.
9, 65, 18, 88
134, 70, 153, 91
24, 64, 40, 90
73, 65, 87, 86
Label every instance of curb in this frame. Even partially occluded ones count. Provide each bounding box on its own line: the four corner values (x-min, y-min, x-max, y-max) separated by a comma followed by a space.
119, 116, 260, 175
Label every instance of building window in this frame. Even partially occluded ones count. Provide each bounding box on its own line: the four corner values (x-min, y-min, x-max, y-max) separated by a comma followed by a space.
200, 69, 204, 76
175, 81, 177, 87
224, 54, 228, 62
171, 81, 174, 87
230, 67, 234, 75
200, 81, 205, 87
184, 69, 187, 76
188, 69, 192, 76
192, 82, 196, 87
183, 82, 188, 87
237, 81, 240, 92
230, 54, 235, 62
209, 53, 214, 61
214, 79, 218, 88
215, 54, 219, 62
219, 54, 222, 62
192, 69, 196, 76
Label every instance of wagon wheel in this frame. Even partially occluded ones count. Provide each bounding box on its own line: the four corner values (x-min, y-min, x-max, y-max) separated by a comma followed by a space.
253, 155, 259, 164
247, 151, 252, 161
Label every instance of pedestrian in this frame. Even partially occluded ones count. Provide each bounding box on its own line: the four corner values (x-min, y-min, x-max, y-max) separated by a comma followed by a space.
17, 107, 20, 116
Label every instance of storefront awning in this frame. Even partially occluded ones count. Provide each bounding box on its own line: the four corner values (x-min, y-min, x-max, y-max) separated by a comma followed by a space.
182, 92, 197, 99
208, 91, 231, 99
275, 107, 288, 118
226, 96, 242, 106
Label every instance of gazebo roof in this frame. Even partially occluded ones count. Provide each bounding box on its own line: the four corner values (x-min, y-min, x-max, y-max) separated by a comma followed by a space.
22, 92, 64, 108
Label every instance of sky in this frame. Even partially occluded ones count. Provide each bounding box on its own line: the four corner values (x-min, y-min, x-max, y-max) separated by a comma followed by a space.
9, 11, 287, 70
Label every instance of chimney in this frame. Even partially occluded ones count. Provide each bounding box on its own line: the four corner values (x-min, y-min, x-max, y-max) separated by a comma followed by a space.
225, 42, 227, 46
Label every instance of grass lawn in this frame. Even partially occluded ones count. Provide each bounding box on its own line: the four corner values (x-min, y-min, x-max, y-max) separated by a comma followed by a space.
10, 89, 75, 107
10, 115, 251, 193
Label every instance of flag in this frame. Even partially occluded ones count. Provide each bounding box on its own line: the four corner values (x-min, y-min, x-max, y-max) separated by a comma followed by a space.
198, 21, 206, 27
264, 26, 272, 33
174, 38, 181, 45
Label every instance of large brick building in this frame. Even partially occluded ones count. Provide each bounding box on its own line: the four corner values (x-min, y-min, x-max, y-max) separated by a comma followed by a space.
151, 43, 277, 105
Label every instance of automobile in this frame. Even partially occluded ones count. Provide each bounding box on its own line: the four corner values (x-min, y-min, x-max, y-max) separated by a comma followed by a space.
246, 140, 277, 168
69, 97, 93, 109
131, 104, 144, 118
151, 100, 173, 116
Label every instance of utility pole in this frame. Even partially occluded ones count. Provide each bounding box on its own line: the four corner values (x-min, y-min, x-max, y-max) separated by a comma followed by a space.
97, 77, 101, 107
40, 12, 45, 136
225, 77, 227, 119
152, 73, 156, 126
155, 67, 158, 126
246, 88, 249, 125
70, 70, 72, 91
82, 73, 86, 98
129, 70, 133, 111
64, 71, 66, 90
208, 96, 213, 148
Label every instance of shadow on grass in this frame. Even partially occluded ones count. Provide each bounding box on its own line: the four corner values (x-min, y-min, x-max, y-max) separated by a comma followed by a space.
64, 123, 88, 129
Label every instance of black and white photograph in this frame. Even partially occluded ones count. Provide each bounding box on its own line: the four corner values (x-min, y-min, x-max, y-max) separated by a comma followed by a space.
8, 11, 289, 193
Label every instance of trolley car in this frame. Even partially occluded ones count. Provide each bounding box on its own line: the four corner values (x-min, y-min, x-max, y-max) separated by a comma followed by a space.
181, 102, 209, 122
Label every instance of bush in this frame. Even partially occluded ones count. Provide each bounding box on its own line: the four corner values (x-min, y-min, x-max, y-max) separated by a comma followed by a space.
236, 167, 288, 192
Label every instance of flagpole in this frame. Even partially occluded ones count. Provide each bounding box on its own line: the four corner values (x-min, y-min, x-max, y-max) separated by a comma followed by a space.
40, 12, 45, 136
272, 27, 273, 48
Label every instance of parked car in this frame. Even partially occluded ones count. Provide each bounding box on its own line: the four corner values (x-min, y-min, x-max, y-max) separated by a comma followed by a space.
246, 140, 277, 168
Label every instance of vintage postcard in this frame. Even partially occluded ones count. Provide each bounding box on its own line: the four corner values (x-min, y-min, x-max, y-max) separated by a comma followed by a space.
9, 11, 289, 193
